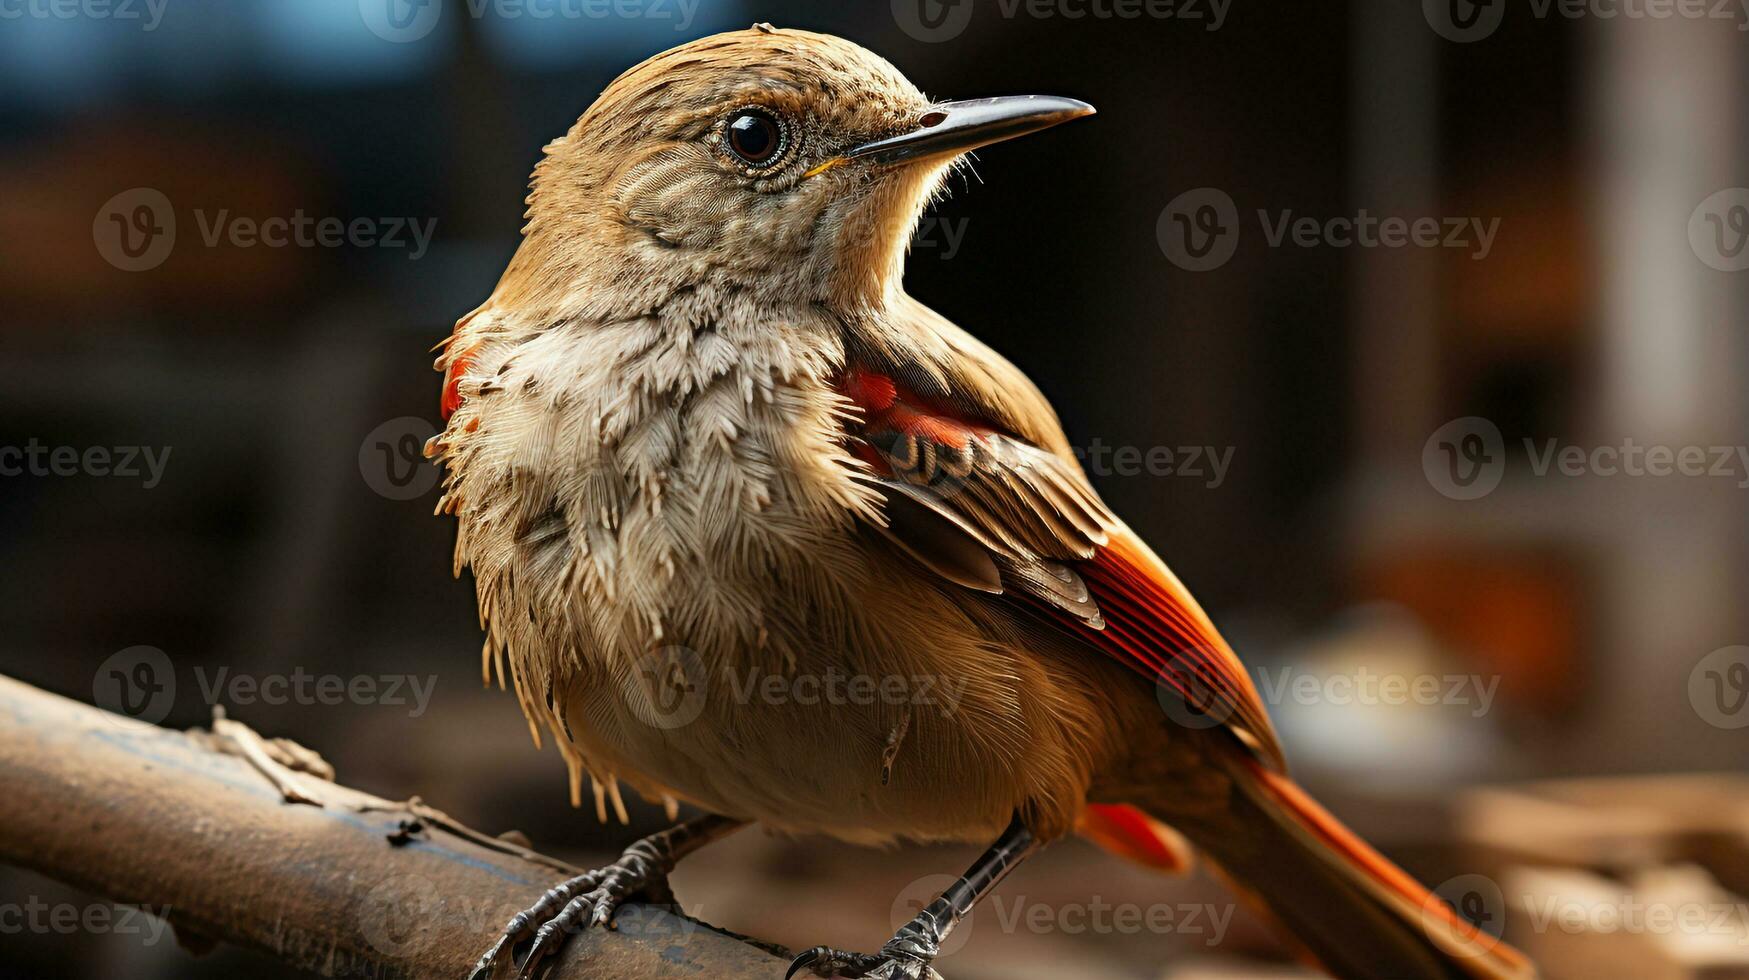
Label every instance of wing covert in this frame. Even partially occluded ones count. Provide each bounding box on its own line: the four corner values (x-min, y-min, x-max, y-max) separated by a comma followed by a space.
836, 361, 1284, 770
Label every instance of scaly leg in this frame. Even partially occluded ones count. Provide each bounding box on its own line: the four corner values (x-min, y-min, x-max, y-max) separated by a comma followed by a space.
469, 812, 744, 980
786, 815, 1039, 980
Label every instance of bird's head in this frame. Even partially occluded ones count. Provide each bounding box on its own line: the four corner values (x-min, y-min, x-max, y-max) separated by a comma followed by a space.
493, 26, 1092, 318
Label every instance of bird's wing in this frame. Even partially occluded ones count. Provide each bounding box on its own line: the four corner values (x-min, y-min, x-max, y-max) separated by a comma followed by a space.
836, 317, 1284, 771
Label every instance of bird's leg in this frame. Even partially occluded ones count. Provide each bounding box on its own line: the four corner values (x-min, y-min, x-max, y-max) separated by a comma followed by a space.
787, 815, 1039, 980
469, 812, 744, 980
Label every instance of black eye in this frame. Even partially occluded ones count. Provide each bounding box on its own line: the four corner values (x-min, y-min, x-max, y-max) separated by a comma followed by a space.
724, 108, 787, 167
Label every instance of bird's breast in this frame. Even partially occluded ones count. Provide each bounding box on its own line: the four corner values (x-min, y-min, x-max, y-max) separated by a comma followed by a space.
442, 309, 883, 684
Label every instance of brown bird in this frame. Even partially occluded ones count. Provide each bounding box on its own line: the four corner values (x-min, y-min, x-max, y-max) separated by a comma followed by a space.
429, 25, 1534, 980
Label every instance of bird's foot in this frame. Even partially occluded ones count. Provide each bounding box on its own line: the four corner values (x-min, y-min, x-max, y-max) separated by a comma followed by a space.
468, 841, 675, 980
785, 928, 944, 980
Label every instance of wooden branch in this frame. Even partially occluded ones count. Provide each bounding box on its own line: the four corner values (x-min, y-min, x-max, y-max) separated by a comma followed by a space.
0, 673, 787, 979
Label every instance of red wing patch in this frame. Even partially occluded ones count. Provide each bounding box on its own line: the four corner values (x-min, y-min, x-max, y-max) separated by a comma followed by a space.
1078, 802, 1193, 873
440, 345, 477, 420
837, 366, 1284, 769
841, 367, 988, 464
437, 309, 484, 421
1074, 533, 1283, 769
839, 368, 897, 414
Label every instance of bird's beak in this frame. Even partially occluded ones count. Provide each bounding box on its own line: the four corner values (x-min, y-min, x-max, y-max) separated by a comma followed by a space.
805, 95, 1094, 177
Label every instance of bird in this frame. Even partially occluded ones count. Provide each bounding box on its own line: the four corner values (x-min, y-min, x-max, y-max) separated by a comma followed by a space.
427, 24, 1535, 980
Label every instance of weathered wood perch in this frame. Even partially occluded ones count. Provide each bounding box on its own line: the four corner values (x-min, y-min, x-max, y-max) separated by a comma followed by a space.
0, 673, 787, 979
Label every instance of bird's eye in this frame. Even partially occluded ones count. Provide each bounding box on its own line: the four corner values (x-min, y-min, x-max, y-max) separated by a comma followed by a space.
724, 108, 788, 168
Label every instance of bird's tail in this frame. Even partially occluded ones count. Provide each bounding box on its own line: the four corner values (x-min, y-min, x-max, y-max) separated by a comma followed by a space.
1155, 755, 1535, 980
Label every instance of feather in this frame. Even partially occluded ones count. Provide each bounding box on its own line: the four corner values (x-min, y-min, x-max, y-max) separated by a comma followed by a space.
835, 355, 1284, 771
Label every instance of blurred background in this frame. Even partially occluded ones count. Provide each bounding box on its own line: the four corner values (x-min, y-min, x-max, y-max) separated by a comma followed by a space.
3, 0, 1748, 977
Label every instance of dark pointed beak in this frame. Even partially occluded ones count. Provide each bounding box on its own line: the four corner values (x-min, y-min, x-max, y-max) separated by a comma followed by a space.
839, 95, 1095, 167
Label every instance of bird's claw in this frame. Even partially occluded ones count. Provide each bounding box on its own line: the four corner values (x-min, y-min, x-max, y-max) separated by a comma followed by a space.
467, 844, 673, 980
784, 944, 942, 980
